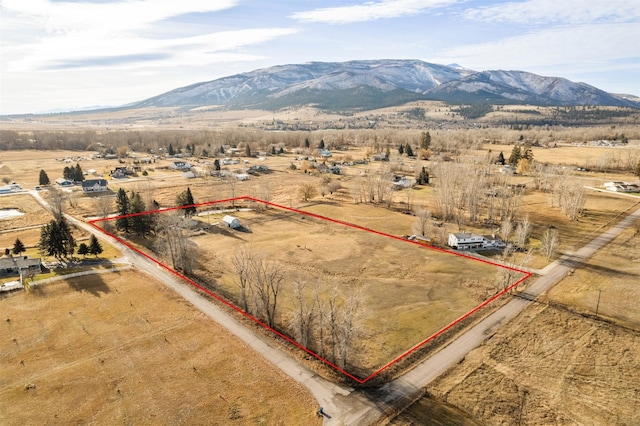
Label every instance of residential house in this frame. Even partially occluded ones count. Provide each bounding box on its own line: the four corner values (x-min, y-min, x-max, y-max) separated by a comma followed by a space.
170, 161, 192, 170
448, 233, 506, 250
0, 256, 42, 276
81, 179, 108, 193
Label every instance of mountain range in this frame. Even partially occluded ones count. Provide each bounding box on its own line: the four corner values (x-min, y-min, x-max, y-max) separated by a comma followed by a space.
131, 59, 638, 111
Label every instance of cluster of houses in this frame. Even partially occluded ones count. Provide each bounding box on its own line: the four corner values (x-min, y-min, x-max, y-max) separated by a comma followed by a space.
604, 181, 640, 193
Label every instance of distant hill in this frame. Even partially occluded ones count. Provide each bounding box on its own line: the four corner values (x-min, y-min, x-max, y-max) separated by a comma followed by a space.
127, 59, 640, 111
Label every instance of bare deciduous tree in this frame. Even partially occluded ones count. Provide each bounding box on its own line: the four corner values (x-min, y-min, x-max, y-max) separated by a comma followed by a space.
47, 188, 67, 220
412, 209, 432, 236
540, 228, 559, 261
298, 183, 317, 202
291, 276, 315, 349
514, 216, 531, 248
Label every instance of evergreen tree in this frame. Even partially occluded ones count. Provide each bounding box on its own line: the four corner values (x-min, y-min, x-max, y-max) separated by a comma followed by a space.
398, 144, 404, 155
304, 138, 310, 148
497, 151, 506, 165
129, 192, 149, 236
77, 243, 89, 257
419, 131, 431, 150
57, 217, 76, 257
39, 218, 76, 259
89, 234, 103, 257
73, 164, 84, 182
214, 159, 221, 171
176, 187, 196, 217
245, 144, 252, 157
115, 188, 130, 233
271, 146, 276, 155
405, 143, 414, 157
39, 169, 50, 185
278, 146, 285, 154
219, 145, 225, 154
168, 144, 175, 156
319, 139, 325, 150
522, 143, 534, 162
63, 166, 73, 180
12, 238, 26, 255
417, 167, 430, 185
508, 145, 522, 167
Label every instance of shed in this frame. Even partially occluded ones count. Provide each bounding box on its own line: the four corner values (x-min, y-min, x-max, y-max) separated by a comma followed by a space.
222, 215, 241, 229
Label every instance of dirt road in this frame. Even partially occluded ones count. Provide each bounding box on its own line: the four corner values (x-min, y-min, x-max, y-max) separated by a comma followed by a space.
28, 189, 640, 425
375, 202, 640, 413
28, 190, 381, 425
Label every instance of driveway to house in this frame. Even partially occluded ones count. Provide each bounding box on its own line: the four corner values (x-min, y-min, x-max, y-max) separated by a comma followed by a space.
27, 189, 640, 425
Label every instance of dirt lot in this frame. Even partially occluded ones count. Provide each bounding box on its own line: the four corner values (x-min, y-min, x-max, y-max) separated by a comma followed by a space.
0, 270, 320, 425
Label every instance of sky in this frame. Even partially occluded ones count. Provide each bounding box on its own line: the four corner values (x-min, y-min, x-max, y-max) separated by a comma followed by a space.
1, 0, 639, 114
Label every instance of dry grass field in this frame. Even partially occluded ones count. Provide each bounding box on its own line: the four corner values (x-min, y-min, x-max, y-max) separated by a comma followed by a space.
545, 223, 640, 327
180, 205, 526, 376
0, 194, 53, 231
0, 270, 320, 425
393, 216, 640, 425
418, 304, 640, 426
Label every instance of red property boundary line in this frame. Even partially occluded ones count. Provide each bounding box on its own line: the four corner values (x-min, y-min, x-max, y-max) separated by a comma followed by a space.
88, 196, 532, 384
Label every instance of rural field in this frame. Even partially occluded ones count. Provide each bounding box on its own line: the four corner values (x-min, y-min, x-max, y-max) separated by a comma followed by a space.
0, 271, 320, 425
394, 215, 640, 425
1, 112, 639, 424
169, 204, 529, 379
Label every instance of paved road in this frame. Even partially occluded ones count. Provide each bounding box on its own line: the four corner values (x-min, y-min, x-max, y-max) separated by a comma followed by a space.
373, 202, 640, 415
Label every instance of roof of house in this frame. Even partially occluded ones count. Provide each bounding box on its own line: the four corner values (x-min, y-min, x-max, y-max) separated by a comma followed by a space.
0, 256, 42, 270
82, 179, 108, 188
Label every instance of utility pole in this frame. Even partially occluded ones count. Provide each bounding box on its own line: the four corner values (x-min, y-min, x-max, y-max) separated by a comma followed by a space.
595, 289, 602, 317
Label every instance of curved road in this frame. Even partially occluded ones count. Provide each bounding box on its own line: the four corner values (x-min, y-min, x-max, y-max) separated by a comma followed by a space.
28, 190, 640, 425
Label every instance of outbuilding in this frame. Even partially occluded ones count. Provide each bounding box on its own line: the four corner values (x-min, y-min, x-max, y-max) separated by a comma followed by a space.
222, 215, 241, 229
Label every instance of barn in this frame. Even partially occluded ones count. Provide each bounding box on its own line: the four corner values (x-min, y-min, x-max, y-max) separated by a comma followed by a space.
222, 215, 241, 229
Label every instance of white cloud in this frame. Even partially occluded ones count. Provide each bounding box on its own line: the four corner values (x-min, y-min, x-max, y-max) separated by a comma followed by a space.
434, 22, 640, 74
290, 0, 459, 24
1, 0, 297, 71
465, 0, 640, 25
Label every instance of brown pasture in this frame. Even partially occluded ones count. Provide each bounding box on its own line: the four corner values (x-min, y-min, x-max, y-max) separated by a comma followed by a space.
0, 271, 320, 425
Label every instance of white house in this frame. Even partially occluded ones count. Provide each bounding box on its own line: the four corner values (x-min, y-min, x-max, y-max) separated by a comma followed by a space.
222, 215, 241, 229
81, 179, 108, 193
448, 233, 506, 250
170, 161, 192, 170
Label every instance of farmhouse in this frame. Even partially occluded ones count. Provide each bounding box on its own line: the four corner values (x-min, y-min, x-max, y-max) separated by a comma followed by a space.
81, 179, 108, 193
0, 256, 42, 276
222, 215, 241, 229
448, 233, 506, 251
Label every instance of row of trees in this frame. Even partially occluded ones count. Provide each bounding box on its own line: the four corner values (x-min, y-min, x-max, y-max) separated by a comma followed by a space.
63, 164, 84, 182
231, 246, 361, 369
